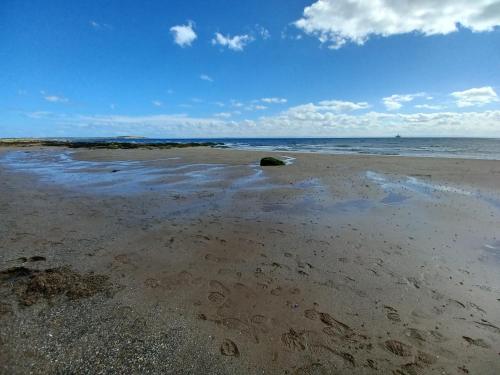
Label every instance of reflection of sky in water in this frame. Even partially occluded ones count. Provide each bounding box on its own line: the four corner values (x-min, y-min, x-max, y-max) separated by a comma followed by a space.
0, 151, 304, 196
482, 240, 500, 263
4, 150, 499, 217
366, 170, 500, 211
0, 151, 256, 195
380, 192, 409, 205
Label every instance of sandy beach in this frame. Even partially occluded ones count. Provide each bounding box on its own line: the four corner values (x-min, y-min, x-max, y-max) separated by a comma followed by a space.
1, 146, 499, 374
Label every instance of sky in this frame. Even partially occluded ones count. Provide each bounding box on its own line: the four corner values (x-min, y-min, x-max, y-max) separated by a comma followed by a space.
1, 0, 500, 138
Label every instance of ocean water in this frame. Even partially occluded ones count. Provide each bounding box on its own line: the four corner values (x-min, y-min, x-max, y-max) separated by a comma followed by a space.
52, 137, 500, 160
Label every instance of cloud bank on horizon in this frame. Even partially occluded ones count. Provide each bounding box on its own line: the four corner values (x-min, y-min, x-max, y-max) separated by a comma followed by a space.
1, 0, 500, 138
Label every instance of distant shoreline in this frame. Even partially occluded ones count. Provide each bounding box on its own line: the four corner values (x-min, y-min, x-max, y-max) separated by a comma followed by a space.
0, 139, 222, 150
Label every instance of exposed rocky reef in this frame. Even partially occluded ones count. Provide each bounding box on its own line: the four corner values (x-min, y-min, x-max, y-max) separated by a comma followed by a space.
0, 139, 222, 149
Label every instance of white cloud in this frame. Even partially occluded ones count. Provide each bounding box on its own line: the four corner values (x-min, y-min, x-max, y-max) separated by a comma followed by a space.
257, 108, 500, 137
200, 74, 213, 82
288, 100, 370, 115
170, 21, 197, 47
317, 100, 370, 112
261, 97, 287, 104
43, 93, 68, 103
295, 0, 500, 49
212, 32, 254, 51
245, 104, 267, 111
383, 93, 425, 111
152, 100, 163, 107
25, 109, 500, 138
255, 24, 271, 39
90, 20, 112, 31
230, 100, 244, 108
415, 104, 445, 110
26, 111, 53, 119
214, 112, 232, 118
451, 86, 498, 107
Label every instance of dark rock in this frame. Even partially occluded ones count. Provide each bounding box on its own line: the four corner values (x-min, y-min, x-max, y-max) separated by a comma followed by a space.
260, 157, 285, 166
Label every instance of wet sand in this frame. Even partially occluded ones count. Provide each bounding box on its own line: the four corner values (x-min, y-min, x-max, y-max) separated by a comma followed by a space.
1, 146, 499, 374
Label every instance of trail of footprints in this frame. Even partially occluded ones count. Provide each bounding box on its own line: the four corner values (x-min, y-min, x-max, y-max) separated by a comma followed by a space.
143, 248, 494, 373
196, 271, 445, 373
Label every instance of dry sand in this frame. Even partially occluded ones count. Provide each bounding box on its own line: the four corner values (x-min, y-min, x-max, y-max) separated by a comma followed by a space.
0, 146, 499, 374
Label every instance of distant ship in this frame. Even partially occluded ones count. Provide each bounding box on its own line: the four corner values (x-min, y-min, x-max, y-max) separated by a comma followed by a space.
395, 134, 402, 139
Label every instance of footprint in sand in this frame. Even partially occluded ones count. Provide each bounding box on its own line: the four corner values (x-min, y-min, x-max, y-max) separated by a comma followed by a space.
310, 344, 356, 368
221, 317, 248, 330
270, 287, 282, 296
114, 254, 130, 264
366, 359, 377, 369
304, 309, 319, 321
447, 299, 466, 309
160, 270, 193, 289
406, 277, 421, 289
144, 278, 160, 288
281, 329, 307, 351
233, 283, 256, 298
250, 315, 270, 333
404, 327, 427, 343
474, 320, 500, 335
0, 302, 12, 317
384, 340, 413, 357
396, 363, 421, 374
220, 339, 239, 357
208, 292, 225, 304
384, 306, 401, 322
417, 350, 437, 365
462, 336, 490, 348
250, 314, 267, 324
293, 363, 328, 375
319, 313, 353, 337
222, 317, 259, 343
209, 280, 230, 294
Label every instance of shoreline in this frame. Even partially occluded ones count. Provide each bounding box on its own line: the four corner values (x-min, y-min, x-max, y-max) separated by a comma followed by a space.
3, 137, 500, 161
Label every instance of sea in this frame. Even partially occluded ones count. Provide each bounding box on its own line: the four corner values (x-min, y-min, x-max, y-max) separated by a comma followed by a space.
48, 137, 500, 160
54, 137, 500, 160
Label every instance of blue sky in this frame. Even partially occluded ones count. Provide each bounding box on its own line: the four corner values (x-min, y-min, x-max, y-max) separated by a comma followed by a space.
1, 0, 500, 138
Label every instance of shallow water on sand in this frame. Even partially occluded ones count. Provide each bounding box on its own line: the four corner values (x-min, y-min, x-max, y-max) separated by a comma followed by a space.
366, 170, 500, 211
0, 151, 271, 195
